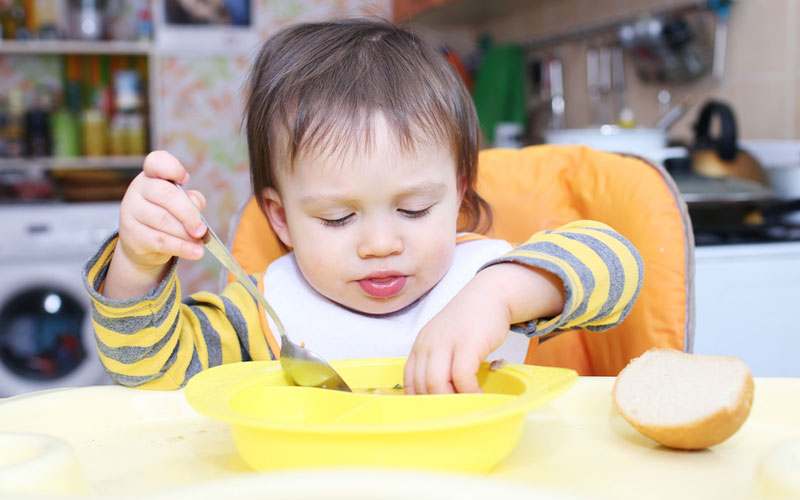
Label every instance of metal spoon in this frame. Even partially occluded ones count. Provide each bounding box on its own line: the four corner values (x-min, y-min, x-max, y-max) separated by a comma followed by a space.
173, 183, 351, 391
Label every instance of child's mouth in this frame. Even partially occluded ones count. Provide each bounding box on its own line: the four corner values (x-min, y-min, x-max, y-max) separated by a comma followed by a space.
358, 275, 406, 298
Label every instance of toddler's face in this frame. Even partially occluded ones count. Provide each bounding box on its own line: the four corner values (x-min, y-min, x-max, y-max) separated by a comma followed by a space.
263, 119, 462, 315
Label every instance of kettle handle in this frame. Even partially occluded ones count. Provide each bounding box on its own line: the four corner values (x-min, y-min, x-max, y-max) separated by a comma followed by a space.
693, 100, 738, 161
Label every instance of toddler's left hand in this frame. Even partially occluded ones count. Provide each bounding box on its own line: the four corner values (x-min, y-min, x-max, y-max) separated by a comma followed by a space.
403, 266, 512, 395
403, 262, 565, 395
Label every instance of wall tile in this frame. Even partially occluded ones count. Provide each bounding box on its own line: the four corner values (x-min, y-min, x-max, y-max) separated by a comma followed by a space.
549, 0, 582, 34
791, 0, 800, 71
795, 75, 800, 139
719, 77, 793, 139
724, 0, 790, 79
560, 42, 591, 128
791, 0, 799, 139
488, 7, 529, 43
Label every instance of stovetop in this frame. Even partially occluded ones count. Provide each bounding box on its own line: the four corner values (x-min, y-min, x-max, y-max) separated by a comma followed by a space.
688, 199, 800, 246
693, 222, 800, 245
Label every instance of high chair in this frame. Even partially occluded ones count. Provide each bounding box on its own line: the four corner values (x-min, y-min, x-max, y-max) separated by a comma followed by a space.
225, 145, 694, 376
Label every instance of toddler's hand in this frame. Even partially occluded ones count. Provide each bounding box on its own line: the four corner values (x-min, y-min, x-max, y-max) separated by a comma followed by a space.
403, 267, 513, 395
117, 151, 208, 271
403, 262, 565, 395
104, 151, 208, 299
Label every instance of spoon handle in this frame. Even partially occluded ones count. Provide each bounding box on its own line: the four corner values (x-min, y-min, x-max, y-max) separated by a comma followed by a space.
172, 183, 288, 342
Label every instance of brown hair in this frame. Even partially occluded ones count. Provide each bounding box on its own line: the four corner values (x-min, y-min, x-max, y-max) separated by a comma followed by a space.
245, 18, 491, 233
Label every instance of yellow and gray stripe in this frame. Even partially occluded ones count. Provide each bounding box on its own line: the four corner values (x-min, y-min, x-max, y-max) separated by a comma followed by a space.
83, 233, 275, 390
482, 220, 643, 339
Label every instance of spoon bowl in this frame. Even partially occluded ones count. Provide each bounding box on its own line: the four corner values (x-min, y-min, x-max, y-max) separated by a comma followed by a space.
279, 342, 352, 391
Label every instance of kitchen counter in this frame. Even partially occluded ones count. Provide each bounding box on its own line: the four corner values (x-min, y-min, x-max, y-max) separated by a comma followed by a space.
0, 377, 798, 499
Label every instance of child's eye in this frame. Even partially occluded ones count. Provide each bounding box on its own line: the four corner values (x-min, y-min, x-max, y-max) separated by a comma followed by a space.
399, 207, 432, 219
320, 214, 354, 227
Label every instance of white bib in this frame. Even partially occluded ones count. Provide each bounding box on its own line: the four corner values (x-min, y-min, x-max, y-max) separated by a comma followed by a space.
261, 237, 529, 363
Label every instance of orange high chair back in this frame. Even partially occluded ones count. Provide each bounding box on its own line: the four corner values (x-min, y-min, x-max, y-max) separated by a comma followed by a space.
227, 145, 694, 376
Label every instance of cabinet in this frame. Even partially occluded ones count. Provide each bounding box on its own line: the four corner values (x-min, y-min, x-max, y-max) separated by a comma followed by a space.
393, 0, 457, 22
693, 242, 800, 377
393, 0, 527, 24
0, 3, 156, 203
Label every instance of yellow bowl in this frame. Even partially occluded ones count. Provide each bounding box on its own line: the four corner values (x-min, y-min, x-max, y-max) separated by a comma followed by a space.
185, 358, 576, 473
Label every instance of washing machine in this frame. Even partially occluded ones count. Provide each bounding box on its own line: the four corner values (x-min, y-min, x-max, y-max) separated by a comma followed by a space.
0, 202, 120, 397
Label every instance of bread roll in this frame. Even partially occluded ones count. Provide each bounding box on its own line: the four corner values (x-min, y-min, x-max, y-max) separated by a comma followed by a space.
613, 348, 754, 450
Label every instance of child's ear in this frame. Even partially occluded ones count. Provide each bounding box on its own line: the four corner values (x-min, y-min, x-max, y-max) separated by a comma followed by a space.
457, 177, 468, 205
261, 187, 292, 247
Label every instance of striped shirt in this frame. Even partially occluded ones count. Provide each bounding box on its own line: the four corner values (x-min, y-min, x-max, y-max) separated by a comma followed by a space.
83, 220, 643, 389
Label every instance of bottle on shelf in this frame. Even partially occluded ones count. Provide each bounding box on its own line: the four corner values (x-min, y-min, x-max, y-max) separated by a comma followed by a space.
0, 96, 9, 157
110, 67, 146, 156
125, 110, 145, 155
69, 0, 105, 40
81, 106, 106, 156
107, 113, 124, 156
136, 1, 152, 41
25, 85, 54, 157
89, 54, 113, 118
104, 0, 151, 41
78, 54, 103, 156
1, 0, 30, 40
51, 54, 84, 158
5, 88, 26, 158
51, 99, 81, 158
31, 0, 65, 39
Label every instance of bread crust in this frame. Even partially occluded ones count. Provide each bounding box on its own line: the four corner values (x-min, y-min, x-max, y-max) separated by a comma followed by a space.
613, 348, 754, 450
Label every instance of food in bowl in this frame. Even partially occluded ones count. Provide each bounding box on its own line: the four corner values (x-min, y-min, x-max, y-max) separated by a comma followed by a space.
355, 383, 405, 395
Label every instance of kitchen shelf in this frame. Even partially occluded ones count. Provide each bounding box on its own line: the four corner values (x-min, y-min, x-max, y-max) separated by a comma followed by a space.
0, 156, 145, 171
0, 39, 153, 55
396, 0, 712, 51
0, 36, 159, 187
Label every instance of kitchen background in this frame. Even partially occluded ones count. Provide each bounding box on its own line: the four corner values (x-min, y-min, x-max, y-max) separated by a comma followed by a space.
0, 0, 798, 395
412, 0, 799, 142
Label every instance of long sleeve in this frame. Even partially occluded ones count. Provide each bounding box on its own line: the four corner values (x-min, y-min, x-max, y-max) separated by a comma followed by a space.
483, 220, 644, 340
83, 233, 275, 390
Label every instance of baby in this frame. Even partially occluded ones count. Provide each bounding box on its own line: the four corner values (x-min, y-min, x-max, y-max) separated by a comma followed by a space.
83, 19, 642, 394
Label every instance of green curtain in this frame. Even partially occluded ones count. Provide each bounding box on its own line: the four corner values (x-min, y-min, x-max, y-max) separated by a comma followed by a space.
472, 44, 528, 145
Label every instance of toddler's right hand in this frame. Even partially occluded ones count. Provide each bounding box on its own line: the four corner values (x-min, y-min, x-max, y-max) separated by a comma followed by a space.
116, 150, 208, 275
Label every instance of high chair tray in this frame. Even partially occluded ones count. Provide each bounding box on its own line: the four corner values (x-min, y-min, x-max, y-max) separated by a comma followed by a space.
0, 373, 798, 499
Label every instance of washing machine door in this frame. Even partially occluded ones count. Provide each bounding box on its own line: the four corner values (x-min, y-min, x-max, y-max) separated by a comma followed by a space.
0, 284, 109, 396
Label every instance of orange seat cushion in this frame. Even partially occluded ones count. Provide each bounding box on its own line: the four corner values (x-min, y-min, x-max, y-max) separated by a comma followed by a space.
477, 146, 691, 375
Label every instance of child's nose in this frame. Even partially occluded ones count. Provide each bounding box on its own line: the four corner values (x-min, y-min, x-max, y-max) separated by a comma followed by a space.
357, 220, 403, 259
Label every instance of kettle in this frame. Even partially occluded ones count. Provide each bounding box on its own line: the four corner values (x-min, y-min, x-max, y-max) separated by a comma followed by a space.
691, 100, 767, 184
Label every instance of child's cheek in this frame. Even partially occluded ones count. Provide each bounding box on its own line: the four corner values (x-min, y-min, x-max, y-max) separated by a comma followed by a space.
430, 241, 456, 270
